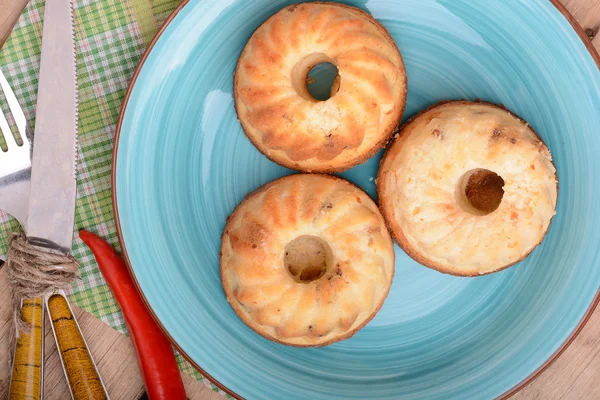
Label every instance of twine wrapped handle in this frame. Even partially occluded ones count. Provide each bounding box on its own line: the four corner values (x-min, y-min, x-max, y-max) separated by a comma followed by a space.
6, 232, 79, 334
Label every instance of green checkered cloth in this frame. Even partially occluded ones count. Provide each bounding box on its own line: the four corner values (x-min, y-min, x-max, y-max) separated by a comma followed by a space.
0, 0, 226, 396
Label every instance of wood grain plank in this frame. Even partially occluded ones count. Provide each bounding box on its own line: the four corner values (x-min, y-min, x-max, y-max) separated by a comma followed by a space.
0, 266, 219, 399
562, 0, 600, 49
0, 0, 29, 48
0, 266, 143, 399
512, 309, 600, 400
182, 374, 227, 400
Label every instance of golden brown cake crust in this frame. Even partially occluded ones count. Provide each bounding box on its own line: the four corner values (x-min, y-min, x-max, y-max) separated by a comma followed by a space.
377, 100, 559, 276
220, 174, 395, 346
234, 2, 407, 173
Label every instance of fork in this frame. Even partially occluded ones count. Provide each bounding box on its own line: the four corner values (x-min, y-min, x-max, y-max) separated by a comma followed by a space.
0, 68, 44, 399
0, 67, 32, 227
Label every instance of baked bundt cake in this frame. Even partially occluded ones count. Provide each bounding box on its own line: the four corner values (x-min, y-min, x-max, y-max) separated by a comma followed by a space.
377, 101, 558, 276
220, 174, 395, 346
234, 2, 407, 172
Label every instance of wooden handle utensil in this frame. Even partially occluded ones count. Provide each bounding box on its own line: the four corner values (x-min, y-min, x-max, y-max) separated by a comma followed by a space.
9, 298, 44, 400
47, 292, 109, 400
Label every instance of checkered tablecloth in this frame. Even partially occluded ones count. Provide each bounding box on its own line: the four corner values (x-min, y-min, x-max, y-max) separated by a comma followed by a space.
0, 0, 225, 396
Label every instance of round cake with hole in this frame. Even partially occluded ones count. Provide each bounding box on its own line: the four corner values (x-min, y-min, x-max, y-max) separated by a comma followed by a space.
377, 100, 558, 276
233, 2, 407, 172
220, 174, 395, 346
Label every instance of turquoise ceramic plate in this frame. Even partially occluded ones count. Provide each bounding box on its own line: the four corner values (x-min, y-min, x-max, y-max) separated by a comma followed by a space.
114, 0, 600, 398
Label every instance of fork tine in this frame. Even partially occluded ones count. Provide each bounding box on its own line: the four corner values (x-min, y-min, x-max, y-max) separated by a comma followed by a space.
0, 69, 26, 141
0, 105, 19, 150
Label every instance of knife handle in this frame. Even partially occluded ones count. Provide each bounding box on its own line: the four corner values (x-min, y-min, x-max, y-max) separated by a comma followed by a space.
47, 293, 109, 400
9, 298, 44, 400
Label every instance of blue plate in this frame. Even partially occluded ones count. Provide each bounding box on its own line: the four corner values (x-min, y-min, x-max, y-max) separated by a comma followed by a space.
113, 0, 600, 398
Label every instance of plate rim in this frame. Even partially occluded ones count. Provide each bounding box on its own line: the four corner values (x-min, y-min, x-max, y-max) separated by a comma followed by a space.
111, 1, 600, 398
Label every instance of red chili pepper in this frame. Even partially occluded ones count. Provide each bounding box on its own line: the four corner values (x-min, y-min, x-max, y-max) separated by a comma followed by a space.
79, 229, 186, 400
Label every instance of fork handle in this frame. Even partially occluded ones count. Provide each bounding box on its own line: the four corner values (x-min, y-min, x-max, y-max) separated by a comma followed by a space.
47, 292, 109, 400
9, 298, 44, 400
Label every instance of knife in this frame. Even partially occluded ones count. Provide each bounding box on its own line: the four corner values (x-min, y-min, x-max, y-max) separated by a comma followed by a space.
9, 1, 108, 399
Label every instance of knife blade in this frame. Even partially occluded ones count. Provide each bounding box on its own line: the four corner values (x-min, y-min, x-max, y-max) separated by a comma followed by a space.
9, 1, 108, 399
26, 0, 78, 251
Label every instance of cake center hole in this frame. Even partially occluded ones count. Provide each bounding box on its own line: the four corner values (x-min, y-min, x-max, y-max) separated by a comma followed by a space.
292, 53, 340, 102
284, 235, 332, 283
306, 62, 340, 101
458, 169, 505, 215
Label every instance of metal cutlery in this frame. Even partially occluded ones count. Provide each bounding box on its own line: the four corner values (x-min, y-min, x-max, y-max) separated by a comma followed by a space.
0, 67, 42, 400
0, 68, 32, 227
5, 0, 109, 398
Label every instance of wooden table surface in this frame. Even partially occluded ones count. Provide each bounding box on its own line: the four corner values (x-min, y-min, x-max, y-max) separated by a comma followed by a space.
0, 1, 599, 399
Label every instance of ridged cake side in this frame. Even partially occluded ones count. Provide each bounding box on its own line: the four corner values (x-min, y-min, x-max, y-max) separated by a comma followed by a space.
234, 2, 407, 172
220, 174, 395, 346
